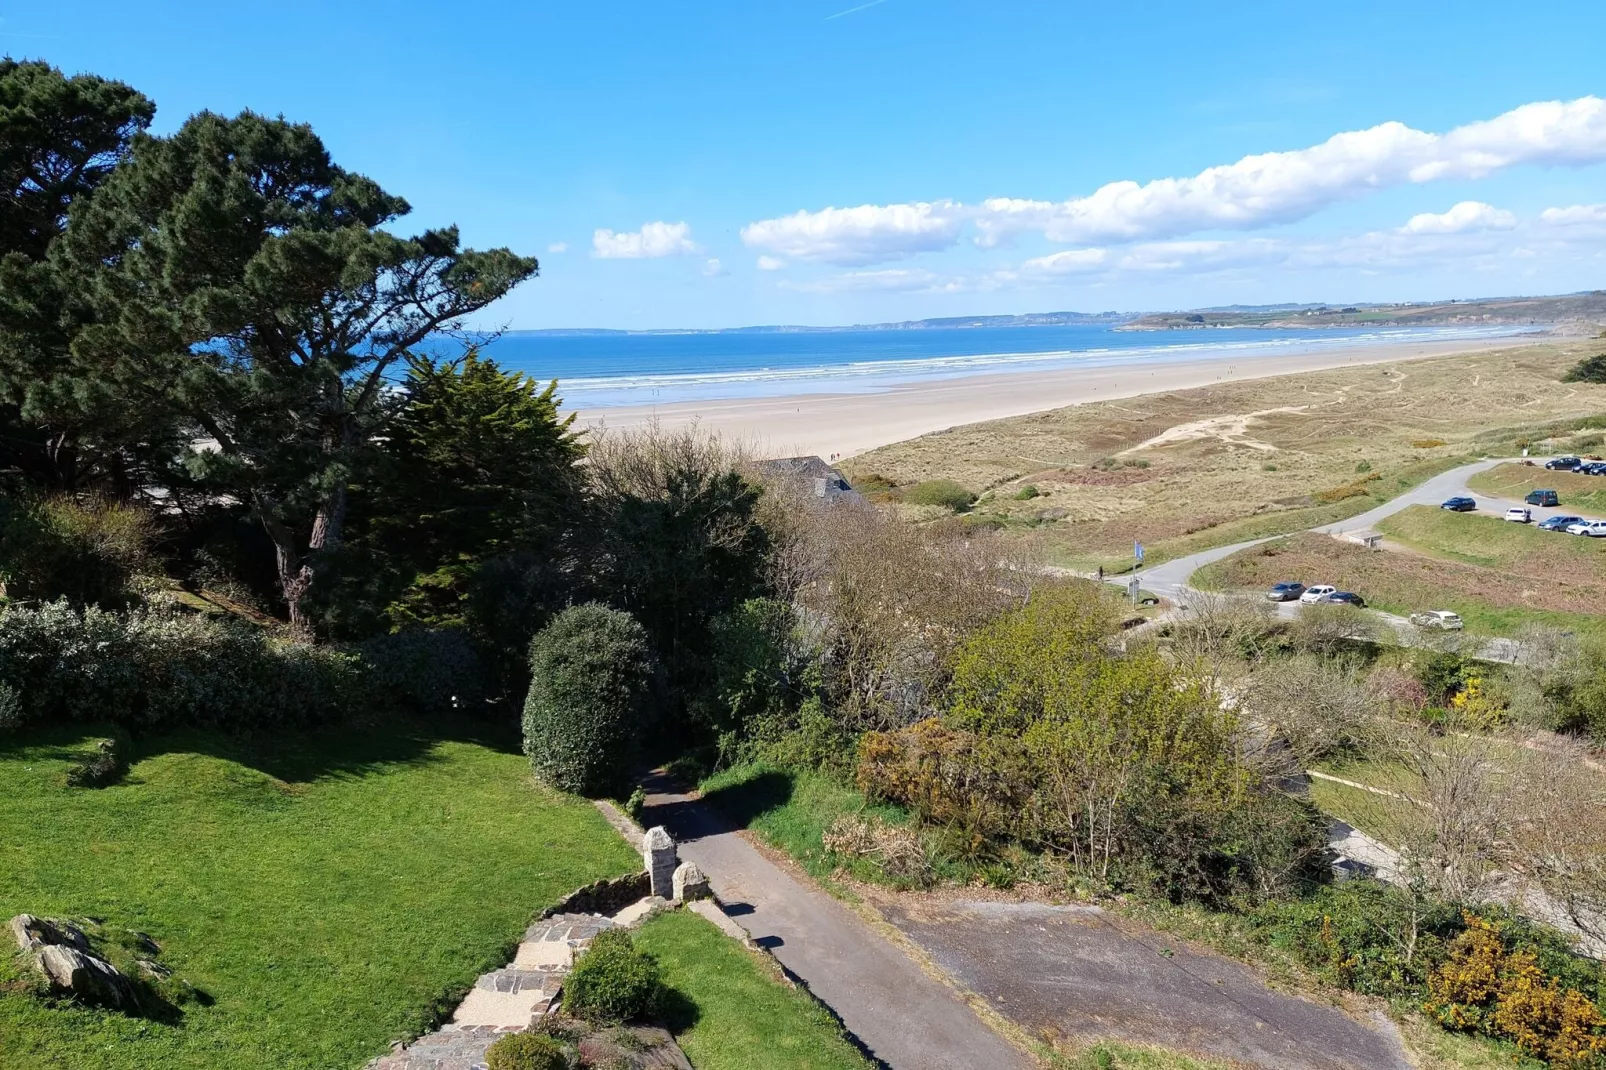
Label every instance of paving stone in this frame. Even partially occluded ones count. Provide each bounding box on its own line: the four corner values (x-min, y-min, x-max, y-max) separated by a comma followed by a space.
611, 896, 669, 928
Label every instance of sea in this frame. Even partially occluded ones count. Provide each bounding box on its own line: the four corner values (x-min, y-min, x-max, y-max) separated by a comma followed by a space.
464, 323, 1540, 410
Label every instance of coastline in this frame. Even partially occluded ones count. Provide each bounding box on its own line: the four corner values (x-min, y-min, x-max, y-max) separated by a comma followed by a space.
574, 335, 1531, 460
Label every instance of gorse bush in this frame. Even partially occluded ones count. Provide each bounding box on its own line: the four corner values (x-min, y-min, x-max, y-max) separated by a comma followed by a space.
523, 603, 658, 796
561, 928, 662, 1025
483, 1033, 569, 1070
1561, 354, 1606, 385
0, 601, 360, 730
902, 479, 975, 512
1427, 913, 1606, 1065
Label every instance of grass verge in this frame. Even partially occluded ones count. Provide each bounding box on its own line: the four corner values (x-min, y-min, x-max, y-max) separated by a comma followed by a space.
633, 908, 875, 1070
0, 720, 638, 1070
1467, 462, 1606, 515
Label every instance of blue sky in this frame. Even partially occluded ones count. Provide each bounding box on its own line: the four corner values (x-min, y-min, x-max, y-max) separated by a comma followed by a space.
7, 1, 1606, 329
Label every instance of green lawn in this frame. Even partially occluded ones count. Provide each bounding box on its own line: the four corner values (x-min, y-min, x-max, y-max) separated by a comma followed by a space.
633, 909, 874, 1070
1376, 502, 1606, 571
0, 721, 638, 1070
1467, 462, 1606, 515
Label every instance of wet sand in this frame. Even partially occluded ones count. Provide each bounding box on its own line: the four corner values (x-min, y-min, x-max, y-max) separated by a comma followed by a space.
575, 335, 1526, 459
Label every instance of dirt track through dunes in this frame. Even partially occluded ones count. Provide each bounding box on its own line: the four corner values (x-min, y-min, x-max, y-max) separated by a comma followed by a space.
848, 341, 1606, 569
876, 897, 1412, 1070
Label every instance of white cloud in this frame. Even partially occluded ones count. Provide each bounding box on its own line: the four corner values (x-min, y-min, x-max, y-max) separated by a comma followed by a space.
547, 241, 569, 253
592, 221, 700, 259
1015, 248, 1110, 277
738, 97, 1606, 266
1541, 203, 1606, 226
756, 255, 787, 271
702, 258, 727, 277
740, 201, 965, 266
1401, 201, 1516, 234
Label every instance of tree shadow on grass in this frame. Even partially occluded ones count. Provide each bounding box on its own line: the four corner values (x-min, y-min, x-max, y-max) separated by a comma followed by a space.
696, 769, 794, 828
0, 711, 525, 786
654, 984, 701, 1035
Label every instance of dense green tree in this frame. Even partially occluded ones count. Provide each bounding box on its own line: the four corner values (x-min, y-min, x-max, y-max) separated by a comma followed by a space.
0, 60, 156, 491
319, 350, 587, 642
50, 110, 538, 627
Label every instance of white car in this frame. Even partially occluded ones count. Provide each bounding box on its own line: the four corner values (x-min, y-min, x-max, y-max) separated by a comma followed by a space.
1410, 610, 1465, 631
1567, 520, 1606, 537
1299, 584, 1337, 604
1504, 507, 1532, 523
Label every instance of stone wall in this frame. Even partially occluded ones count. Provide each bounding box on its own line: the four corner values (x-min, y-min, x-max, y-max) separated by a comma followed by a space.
541, 873, 652, 919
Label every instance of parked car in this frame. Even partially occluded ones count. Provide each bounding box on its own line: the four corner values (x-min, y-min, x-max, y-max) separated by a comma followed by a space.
1582, 461, 1606, 476
1525, 489, 1560, 507
1540, 514, 1584, 531
1440, 496, 1476, 512
1546, 456, 1582, 471
1299, 584, 1338, 604
1411, 610, 1464, 630
1265, 582, 1306, 602
1323, 591, 1366, 607
1504, 507, 1533, 523
1564, 520, 1600, 536
1570, 521, 1606, 537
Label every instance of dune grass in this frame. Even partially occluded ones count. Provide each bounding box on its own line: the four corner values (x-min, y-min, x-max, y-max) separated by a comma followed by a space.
0, 720, 637, 1070
633, 908, 874, 1070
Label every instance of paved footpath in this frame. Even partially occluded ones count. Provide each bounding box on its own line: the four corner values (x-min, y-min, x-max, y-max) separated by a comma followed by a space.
639, 773, 1033, 1070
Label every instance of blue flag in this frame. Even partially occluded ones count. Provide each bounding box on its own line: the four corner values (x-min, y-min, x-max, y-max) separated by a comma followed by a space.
1134, 541, 1145, 563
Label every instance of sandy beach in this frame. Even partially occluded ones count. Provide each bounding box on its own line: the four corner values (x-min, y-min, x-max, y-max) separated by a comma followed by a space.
575, 335, 1530, 459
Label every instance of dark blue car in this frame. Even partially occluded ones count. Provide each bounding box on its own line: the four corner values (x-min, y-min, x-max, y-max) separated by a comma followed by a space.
1441, 496, 1476, 512
1540, 515, 1584, 531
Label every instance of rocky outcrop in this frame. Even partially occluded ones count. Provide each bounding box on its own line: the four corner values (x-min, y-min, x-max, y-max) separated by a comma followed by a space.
9, 913, 137, 1010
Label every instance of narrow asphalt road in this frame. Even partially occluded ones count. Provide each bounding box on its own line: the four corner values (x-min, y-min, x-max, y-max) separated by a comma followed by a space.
638, 773, 1033, 1070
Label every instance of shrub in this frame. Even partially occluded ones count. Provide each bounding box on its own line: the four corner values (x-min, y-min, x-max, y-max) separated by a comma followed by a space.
1412, 439, 1448, 449
484, 1032, 569, 1070
561, 929, 661, 1025
522, 603, 658, 797
1414, 648, 1470, 705
902, 479, 975, 512
857, 718, 1033, 844
1561, 354, 1606, 384
1426, 913, 1606, 1064
1355, 460, 1372, 473
359, 628, 485, 716
0, 494, 157, 609
0, 601, 361, 731
1012, 485, 1041, 500
0, 680, 19, 729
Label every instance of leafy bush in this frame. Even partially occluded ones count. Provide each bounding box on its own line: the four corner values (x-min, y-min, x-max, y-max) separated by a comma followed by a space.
0, 494, 157, 609
484, 1032, 569, 1070
1561, 354, 1606, 384
1414, 648, 1470, 705
522, 603, 658, 797
358, 628, 485, 716
0, 601, 361, 730
690, 598, 815, 760
1012, 485, 1040, 500
562, 928, 662, 1024
0, 679, 19, 729
1246, 880, 1464, 998
902, 479, 975, 512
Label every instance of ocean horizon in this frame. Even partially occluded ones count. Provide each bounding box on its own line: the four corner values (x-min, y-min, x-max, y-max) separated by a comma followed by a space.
464, 323, 1541, 409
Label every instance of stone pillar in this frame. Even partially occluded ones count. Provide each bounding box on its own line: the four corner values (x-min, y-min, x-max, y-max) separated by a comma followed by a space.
672, 861, 711, 902
642, 825, 677, 899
